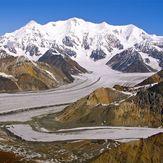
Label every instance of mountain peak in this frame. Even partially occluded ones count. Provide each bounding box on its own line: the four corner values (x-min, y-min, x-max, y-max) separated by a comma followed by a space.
25, 20, 40, 27
66, 17, 86, 26
67, 17, 85, 22
128, 24, 137, 28
124, 24, 142, 32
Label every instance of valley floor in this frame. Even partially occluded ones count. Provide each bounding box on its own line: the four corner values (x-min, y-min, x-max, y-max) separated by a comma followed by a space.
0, 66, 161, 163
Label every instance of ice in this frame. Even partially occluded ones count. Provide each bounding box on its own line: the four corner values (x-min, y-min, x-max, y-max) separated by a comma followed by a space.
6, 125, 163, 142
0, 105, 66, 122
0, 71, 152, 115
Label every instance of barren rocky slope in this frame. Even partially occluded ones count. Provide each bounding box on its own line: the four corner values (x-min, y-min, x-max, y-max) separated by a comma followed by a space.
91, 133, 163, 163
38, 49, 87, 81
136, 69, 163, 86
0, 54, 70, 92
36, 83, 163, 131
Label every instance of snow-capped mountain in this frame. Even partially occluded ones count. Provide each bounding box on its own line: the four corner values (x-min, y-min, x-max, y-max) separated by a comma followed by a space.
0, 17, 163, 72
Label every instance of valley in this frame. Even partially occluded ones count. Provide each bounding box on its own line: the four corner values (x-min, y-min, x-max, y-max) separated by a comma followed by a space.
0, 18, 163, 163
0, 69, 150, 115
0, 68, 162, 162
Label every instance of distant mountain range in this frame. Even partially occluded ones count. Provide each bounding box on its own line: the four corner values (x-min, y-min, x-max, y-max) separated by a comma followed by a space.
0, 17, 163, 73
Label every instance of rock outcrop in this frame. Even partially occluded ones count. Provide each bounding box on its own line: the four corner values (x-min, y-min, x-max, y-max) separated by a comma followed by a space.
86, 87, 127, 106
90, 49, 107, 61
38, 49, 87, 81
0, 54, 72, 92
106, 48, 156, 73
113, 84, 130, 92
0, 76, 19, 92
136, 69, 163, 86
91, 133, 163, 163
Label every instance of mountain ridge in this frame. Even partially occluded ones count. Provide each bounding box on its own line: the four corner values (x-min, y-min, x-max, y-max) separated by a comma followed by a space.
0, 17, 163, 73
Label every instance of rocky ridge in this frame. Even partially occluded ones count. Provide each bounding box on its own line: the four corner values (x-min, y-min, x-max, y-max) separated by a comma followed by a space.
0, 54, 71, 92
36, 80, 163, 131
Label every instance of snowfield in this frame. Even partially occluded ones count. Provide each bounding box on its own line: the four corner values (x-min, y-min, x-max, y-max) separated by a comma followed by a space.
1, 17, 163, 72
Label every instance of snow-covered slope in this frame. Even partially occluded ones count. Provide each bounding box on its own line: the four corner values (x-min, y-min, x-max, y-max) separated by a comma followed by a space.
0, 17, 163, 72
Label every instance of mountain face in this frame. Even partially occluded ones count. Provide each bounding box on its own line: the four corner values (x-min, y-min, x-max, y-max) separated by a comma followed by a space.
106, 48, 156, 72
0, 53, 73, 92
38, 49, 87, 81
107, 42, 163, 72
53, 88, 128, 128
0, 18, 163, 72
91, 133, 163, 163
42, 84, 163, 130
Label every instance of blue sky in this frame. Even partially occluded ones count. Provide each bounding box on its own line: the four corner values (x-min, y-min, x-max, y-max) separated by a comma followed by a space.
0, 0, 163, 35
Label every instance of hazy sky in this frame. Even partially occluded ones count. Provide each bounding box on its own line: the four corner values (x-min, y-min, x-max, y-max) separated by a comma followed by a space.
0, 0, 163, 35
